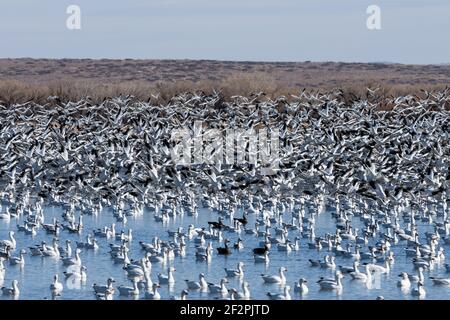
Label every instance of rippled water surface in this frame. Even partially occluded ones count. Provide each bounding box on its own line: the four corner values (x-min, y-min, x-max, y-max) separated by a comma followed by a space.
0, 205, 449, 300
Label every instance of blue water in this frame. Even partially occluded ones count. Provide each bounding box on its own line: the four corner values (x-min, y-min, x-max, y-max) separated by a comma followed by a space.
0, 205, 449, 300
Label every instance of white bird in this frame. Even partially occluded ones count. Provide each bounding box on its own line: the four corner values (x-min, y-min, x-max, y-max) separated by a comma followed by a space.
93, 277, 115, 295
234, 281, 251, 300
50, 274, 63, 295
62, 248, 82, 266
0, 231, 16, 249
208, 278, 229, 294
429, 277, 450, 286
397, 272, 411, 288
145, 283, 161, 300
224, 262, 244, 277
185, 273, 208, 290
349, 263, 372, 282
118, 278, 140, 296
411, 281, 426, 298
317, 271, 344, 290
261, 267, 287, 284
63, 265, 87, 281
157, 267, 176, 285
294, 278, 309, 295
170, 289, 189, 300
9, 249, 26, 266
267, 286, 291, 300
1, 280, 19, 296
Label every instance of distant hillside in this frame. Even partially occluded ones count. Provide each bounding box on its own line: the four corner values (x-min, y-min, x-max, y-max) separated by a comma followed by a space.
0, 58, 449, 103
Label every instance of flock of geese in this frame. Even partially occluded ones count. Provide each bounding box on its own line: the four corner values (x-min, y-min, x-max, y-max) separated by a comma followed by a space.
0, 89, 449, 300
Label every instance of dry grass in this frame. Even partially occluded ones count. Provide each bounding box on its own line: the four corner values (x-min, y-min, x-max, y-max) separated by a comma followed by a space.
0, 58, 449, 104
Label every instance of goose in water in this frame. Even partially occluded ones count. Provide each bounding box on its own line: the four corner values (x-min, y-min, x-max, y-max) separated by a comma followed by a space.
267, 286, 291, 300
217, 239, 232, 255
50, 274, 63, 296
234, 281, 251, 300
185, 273, 208, 290
63, 266, 87, 281
294, 278, 308, 295
317, 271, 344, 290
170, 289, 189, 300
254, 251, 270, 263
261, 267, 287, 284
118, 278, 140, 296
93, 277, 115, 295
411, 281, 426, 298
145, 283, 161, 300
349, 263, 372, 283
41, 238, 60, 257
429, 277, 450, 286
339, 261, 359, 274
397, 272, 411, 288
9, 249, 26, 266
158, 267, 176, 285
1, 280, 19, 297
224, 262, 244, 277
0, 231, 16, 250
408, 267, 425, 283
62, 248, 82, 266
365, 261, 390, 274
208, 278, 229, 294
320, 255, 336, 269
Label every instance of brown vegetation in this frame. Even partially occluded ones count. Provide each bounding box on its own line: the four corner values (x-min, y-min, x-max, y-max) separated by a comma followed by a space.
0, 58, 449, 104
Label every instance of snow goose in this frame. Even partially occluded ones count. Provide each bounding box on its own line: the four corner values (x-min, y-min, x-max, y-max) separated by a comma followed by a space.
317, 271, 344, 290
224, 262, 244, 277
41, 238, 60, 257
93, 277, 115, 295
365, 260, 390, 274
158, 267, 176, 285
50, 274, 63, 295
234, 281, 251, 300
320, 255, 336, 269
261, 267, 287, 284
116, 229, 132, 242
118, 278, 140, 296
0, 231, 16, 250
429, 277, 450, 286
339, 261, 359, 274
397, 272, 411, 288
350, 263, 372, 282
208, 278, 229, 294
62, 248, 82, 266
294, 278, 308, 295
411, 281, 426, 298
267, 286, 291, 300
145, 283, 161, 300
170, 289, 188, 300
1, 280, 19, 296
63, 265, 87, 281
233, 238, 244, 250
9, 249, 26, 266
408, 267, 425, 283
185, 273, 208, 290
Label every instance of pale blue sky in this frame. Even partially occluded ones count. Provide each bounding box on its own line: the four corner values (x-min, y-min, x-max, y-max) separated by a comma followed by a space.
0, 0, 449, 63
